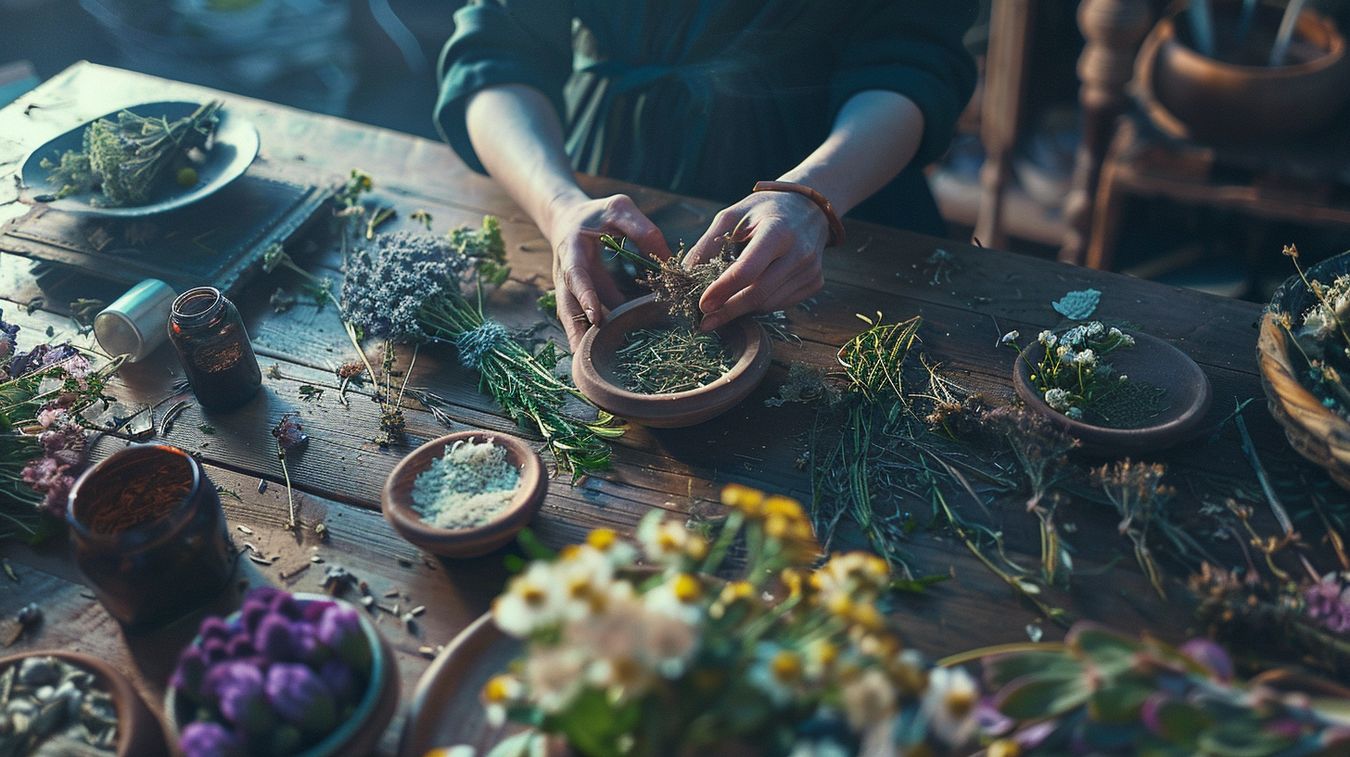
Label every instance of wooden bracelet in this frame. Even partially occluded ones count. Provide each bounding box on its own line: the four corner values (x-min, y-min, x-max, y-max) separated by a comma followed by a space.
751, 180, 846, 248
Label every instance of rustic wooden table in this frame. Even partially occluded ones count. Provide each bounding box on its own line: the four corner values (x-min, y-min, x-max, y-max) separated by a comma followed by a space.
0, 63, 1337, 755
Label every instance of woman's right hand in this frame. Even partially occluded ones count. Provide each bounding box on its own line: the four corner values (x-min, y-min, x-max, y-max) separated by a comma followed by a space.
546, 193, 672, 349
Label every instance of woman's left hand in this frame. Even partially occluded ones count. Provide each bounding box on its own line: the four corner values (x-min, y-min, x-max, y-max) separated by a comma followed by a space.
683, 190, 830, 332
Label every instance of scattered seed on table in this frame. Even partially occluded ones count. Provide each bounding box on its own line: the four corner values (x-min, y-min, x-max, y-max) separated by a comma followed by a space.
2, 559, 16, 583
410, 605, 425, 617
383, 589, 399, 598
360, 596, 375, 608
418, 646, 436, 658
280, 564, 309, 581
257, 479, 268, 494
247, 554, 274, 566
236, 525, 254, 535
310, 555, 324, 564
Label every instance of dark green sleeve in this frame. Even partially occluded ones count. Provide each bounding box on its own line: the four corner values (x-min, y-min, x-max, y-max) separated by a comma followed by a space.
829, 1, 978, 167
434, 0, 574, 174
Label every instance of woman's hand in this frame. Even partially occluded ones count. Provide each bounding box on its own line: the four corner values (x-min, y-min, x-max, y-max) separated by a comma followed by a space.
547, 193, 672, 349
684, 191, 829, 332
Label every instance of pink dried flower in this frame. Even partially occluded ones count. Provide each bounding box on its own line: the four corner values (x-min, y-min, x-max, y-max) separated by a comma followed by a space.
271, 413, 308, 452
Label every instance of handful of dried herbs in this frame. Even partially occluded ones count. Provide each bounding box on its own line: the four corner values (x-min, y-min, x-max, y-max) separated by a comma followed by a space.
42, 101, 222, 207
599, 234, 739, 394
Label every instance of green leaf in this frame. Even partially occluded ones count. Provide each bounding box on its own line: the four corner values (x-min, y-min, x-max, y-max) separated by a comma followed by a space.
1087, 680, 1151, 724
515, 528, 557, 561
553, 689, 640, 757
983, 650, 1082, 689
1150, 699, 1210, 747
995, 674, 1092, 720
1069, 624, 1139, 677
1196, 717, 1295, 757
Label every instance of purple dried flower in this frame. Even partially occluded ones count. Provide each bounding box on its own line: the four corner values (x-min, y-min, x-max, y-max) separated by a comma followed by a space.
201, 636, 230, 665
340, 231, 468, 342
180, 721, 244, 757
301, 599, 332, 623
317, 603, 369, 670
35, 405, 62, 429
39, 422, 86, 456
10, 343, 82, 378
199, 616, 233, 642
223, 634, 256, 660
267, 589, 302, 620
271, 413, 308, 452
254, 613, 295, 661
1179, 638, 1233, 683
210, 662, 273, 734
40, 474, 74, 517
170, 646, 209, 697
1304, 573, 1350, 634
265, 663, 337, 733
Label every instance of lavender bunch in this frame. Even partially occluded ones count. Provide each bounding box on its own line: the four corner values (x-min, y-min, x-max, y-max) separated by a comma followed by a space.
171, 588, 373, 757
341, 221, 625, 477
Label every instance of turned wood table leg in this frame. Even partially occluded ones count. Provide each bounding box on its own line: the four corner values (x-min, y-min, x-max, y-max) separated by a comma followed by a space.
1059, 0, 1152, 266
974, 0, 1035, 250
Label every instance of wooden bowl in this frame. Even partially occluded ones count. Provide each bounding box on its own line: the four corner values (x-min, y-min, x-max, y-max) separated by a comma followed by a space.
1013, 330, 1212, 457
572, 295, 772, 428
165, 593, 400, 757
1139, 2, 1350, 143
382, 431, 546, 558
0, 650, 166, 756
1259, 252, 1350, 490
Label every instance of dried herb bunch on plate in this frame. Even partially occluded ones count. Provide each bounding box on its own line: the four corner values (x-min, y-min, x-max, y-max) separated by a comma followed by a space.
42, 100, 223, 207
599, 234, 737, 394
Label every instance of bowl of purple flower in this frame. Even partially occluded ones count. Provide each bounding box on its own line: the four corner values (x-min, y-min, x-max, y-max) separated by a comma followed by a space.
165, 588, 399, 757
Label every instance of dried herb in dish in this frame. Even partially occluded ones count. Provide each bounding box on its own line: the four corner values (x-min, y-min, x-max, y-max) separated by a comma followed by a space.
614, 327, 734, 394
42, 100, 223, 207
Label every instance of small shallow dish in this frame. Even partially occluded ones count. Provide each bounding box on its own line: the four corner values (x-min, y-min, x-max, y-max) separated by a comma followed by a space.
1012, 330, 1212, 457
382, 430, 547, 558
0, 650, 167, 756
19, 100, 259, 217
572, 294, 772, 428
164, 593, 400, 757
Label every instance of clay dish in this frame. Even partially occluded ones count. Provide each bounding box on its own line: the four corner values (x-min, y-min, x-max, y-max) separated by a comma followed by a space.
0, 650, 167, 756
572, 295, 771, 428
1013, 330, 1212, 457
382, 431, 546, 558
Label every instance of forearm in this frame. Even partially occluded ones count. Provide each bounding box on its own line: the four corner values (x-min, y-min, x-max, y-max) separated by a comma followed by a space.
464, 84, 587, 237
777, 90, 925, 217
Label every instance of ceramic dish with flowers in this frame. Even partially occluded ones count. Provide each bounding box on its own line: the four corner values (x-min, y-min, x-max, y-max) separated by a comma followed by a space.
166, 588, 395, 757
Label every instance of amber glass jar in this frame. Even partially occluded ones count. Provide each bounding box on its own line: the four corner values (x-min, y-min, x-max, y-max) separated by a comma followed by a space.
67, 445, 235, 631
167, 287, 262, 411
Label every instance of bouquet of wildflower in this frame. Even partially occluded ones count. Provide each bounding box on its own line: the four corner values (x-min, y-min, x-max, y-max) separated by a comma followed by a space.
470, 484, 983, 757
1004, 321, 1165, 428
1277, 244, 1350, 417
971, 623, 1350, 755
339, 220, 624, 475
0, 309, 120, 542
42, 101, 222, 206
169, 588, 376, 757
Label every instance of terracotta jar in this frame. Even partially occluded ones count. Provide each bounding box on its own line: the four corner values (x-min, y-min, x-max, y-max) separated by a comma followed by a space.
67, 444, 235, 631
